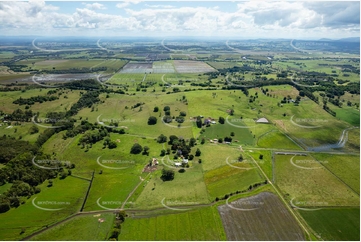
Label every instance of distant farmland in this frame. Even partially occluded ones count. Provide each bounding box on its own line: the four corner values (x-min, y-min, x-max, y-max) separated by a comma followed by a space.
217, 192, 305, 241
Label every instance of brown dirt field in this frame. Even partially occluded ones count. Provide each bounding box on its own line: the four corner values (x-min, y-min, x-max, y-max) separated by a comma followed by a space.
217, 192, 305, 241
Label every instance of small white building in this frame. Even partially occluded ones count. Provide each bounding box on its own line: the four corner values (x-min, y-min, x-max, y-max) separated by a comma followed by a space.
256, 118, 269, 123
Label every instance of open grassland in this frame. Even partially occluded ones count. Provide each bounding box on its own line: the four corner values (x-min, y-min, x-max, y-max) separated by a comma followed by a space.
257, 130, 302, 150
218, 192, 305, 240
333, 106, 360, 126
133, 162, 210, 209
311, 153, 360, 193
0, 88, 82, 114
15, 59, 127, 73
0, 176, 89, 241
199, 122, 255, 146
120, 206, 226, 241
274, 154, 359, 206
246, 86, 351, 150
343, 128, 360, 152
76, 92, 194, 138
0, 73, 32, 83
299, 208, 360, 241
204, 161, 264, 199
30, 213, 115, 241
42, 132, 163, 211
0, 123, 39, 143
246, 150, 273, 180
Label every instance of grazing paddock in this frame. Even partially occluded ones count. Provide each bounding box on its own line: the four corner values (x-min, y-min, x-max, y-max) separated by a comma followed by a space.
120, 206, 226, 241
218, 192, 304, 241
274, 154, 359, 206
299, 208, 360, 241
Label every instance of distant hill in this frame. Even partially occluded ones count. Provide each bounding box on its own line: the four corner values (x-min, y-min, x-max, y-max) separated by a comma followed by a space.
336, 37, 360, 42
319, 37, 360, 42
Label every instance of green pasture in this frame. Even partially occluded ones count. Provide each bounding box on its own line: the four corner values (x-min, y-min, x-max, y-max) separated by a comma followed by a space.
0, 176, 89, 241
299, 208, 360, 241
311, 153, 360, 193
120, 206, 226, 241
274, 154, 359, 206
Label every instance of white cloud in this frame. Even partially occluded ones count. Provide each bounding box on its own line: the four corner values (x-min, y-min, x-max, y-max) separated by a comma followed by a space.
84, 3, 107, 10
116, 0, 141, 9
0, 1, 358, 39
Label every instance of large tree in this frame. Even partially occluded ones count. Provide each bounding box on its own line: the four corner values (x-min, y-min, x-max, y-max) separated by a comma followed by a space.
130, 143, 143, 154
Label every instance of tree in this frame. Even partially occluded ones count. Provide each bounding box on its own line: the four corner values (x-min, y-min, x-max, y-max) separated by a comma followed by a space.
163, 106, 170, 112
160, 168, 175, 181
29, 125, 39, 134
153, 106, 159, 112
148, 116, 157, 125
218, 138, 223, 143
189, 138, 196, 147
175, 116, 184, 123
230, 131, 235, 136
143, 146, 150, 155
195, 148, 201, 156
108, 141, 117, 149
229, 109, 234, 115
196, 116, 202, 128
218, 116, 225, 124
160, 149, 166, 156
130, 143, 143, 154
179, 111, 186, 117
157, 134, 167, 143
238, 154, 244, 162
163, 115, 172, 123
259, 154, 263, 159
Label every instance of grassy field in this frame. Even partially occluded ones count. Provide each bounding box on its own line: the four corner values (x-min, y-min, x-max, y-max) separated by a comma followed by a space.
204, 162, 264, 199
274, 154, 359, 206
0, 176, 89, 241
311, 153, 360, 193
120, 206, 226, 240
133, 162, 210, 209
29, 213, 115, 241
299, 208, 360, 241
257, 130, 302, 150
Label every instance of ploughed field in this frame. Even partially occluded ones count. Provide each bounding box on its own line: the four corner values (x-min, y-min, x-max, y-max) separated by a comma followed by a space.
217, 192, 305, 241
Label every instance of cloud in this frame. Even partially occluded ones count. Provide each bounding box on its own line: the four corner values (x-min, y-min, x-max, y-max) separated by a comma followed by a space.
116, 0, 141, 9
84, 3, 106, 10
0, 1, 358, 38
144, 4, 175, 9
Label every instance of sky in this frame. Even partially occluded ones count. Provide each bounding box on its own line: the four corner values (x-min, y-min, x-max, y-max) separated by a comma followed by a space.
0, 0, 359, 39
